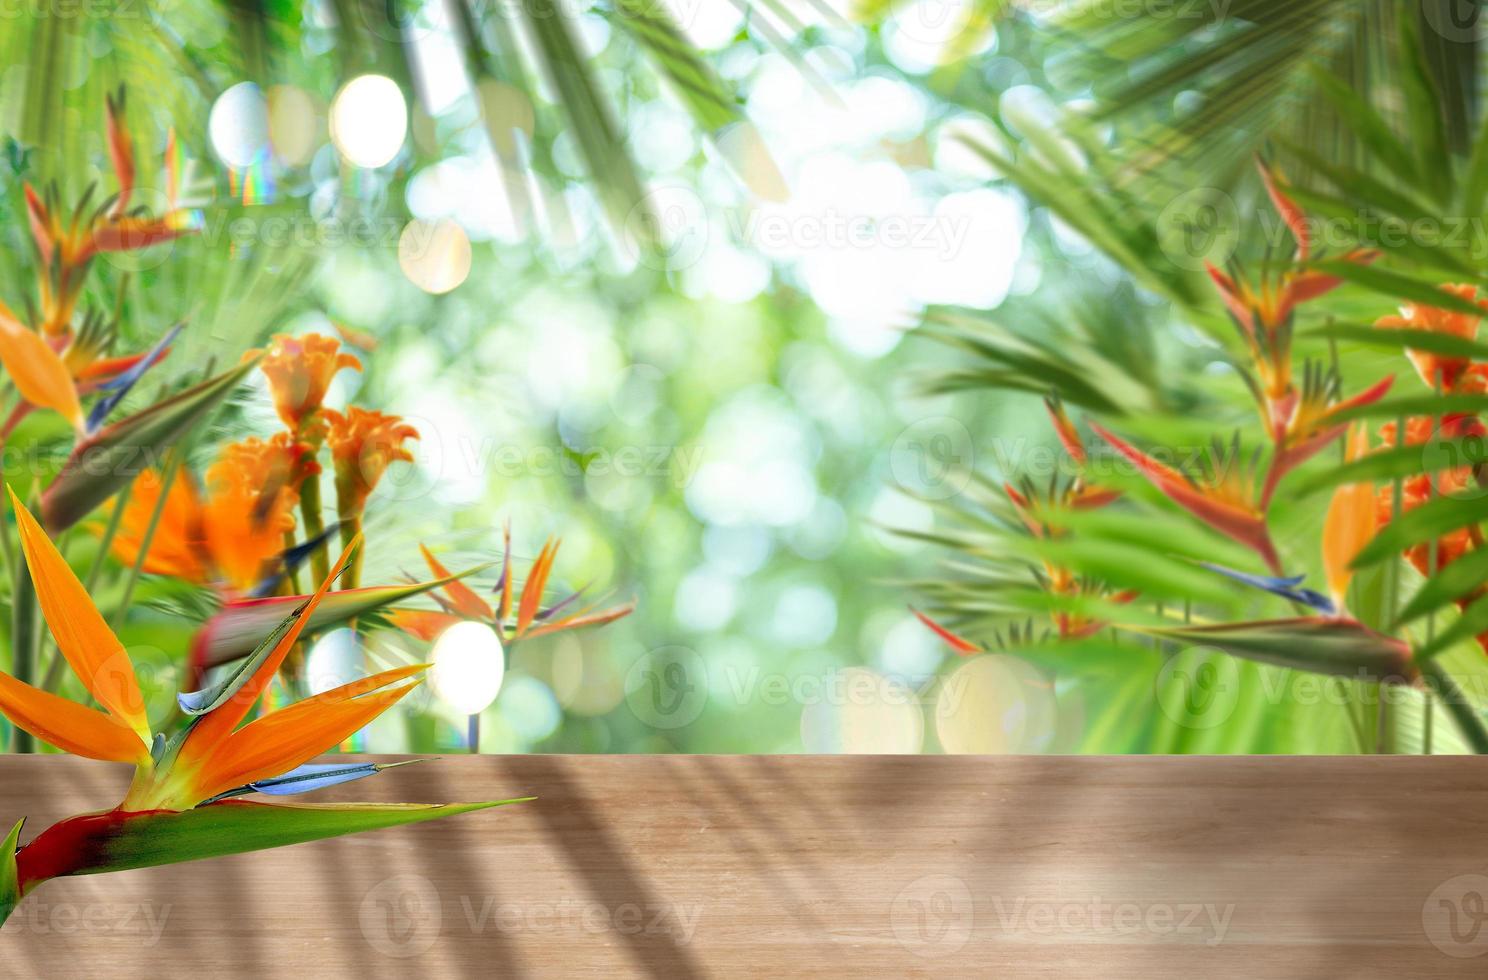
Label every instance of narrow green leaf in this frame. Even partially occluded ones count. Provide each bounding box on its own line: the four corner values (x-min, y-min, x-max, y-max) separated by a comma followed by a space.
1306, 64, 1419, 183
1397, 548, 1488, 627
15, 797, 531, 888
1138, 617, 1416, 683
610, 0, 740, 133
40, 359, 257, 534
176, 611, 300, 716
1292, 439, 1477, 496
1320, 391, 1488, 425
518, 1, 651, 245
1418, 591, 1488, 661
1306, 324, 1488, 362
1307, 262, 1488, 318
0, 818, 22, 930
1352, 493, 1488, 568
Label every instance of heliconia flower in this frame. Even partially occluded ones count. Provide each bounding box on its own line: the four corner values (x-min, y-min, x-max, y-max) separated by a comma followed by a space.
0, 491, 525, 929
910, 608, 981, 655
324, 406, 418, 513
105, 436, 301, 596
1322, 425, 1377, 610
394, 535, 635, 645
257, 332, 362, 430
1375, 283, 1488, 390
1262, 371, 1394, 507
1090, 422, 1283, 574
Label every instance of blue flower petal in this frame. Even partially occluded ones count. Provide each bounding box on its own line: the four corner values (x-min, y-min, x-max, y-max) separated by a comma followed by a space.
86, 322, 184, 433
202, 760, 421, 805
1201, 562, 1336, 615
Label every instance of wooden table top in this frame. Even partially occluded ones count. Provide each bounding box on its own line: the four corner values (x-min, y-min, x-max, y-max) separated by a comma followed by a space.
3, 754, 1487, 977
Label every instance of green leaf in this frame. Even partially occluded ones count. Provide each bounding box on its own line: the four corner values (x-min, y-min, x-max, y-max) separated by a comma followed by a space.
1397, 547, 1488, 627
517, 0, 651, 247
609, 0, 740, 133
1307, 262, 1488, 318
1418, 591, 1488, 661
0, 818, 22, 930
1306, 64, 1419, 183
15, 797, 531, 892
1137, 617, 1416, 683
1315, 390, 1488, 425
1291, 439, 1478, 496
40, 359, 257, 534
1351, 493, 1488, 569
1306, 324, 1488, 362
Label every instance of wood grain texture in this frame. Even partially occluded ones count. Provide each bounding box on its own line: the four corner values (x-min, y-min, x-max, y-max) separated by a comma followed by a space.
3, 754, 1487, 977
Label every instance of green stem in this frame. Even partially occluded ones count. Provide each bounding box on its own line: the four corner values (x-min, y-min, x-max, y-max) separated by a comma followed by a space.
109, 449, 185, 633
10, 538, 35, 753
340, 514, 363, 590
299, 469, 329, 585
83, 476, 133, 593
1421, 659, 1488, 754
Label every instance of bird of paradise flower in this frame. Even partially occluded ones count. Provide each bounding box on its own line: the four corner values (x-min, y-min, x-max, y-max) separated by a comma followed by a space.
0, 490, 526, 930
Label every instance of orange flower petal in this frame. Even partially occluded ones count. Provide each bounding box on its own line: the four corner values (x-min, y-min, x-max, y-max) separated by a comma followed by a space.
419, 544, 492, 620
0, 669, 146, 763
517, 539, 557, 634
520, 600, 636, 641
1256, 158, 1310, 260
0, 311, 82, 430
911, 608, 981, 655
388, 608, 462, 642
10, 487, 151, 743
1090, 422, 1281, 573
193, 681, 422, 802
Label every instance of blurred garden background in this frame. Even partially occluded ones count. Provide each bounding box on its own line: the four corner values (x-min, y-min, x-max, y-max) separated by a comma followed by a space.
4, 0, 1487, 757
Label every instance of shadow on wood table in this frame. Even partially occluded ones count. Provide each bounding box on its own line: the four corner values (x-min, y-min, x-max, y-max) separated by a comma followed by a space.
3, 755, 1487, 977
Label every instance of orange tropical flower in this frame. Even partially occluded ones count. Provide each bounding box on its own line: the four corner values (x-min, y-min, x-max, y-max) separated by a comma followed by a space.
324, 407, 418, 512
1092, 421, 1282, 574
392, 530, 634, 645
258, 333, 362, 430
0, 494, 522, 930
106, 437, 299, 595
1374, 415, 1483, 578
1375, 284, 1488, 390
1205, 159, 1376, 400
25, 91, 192, 338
